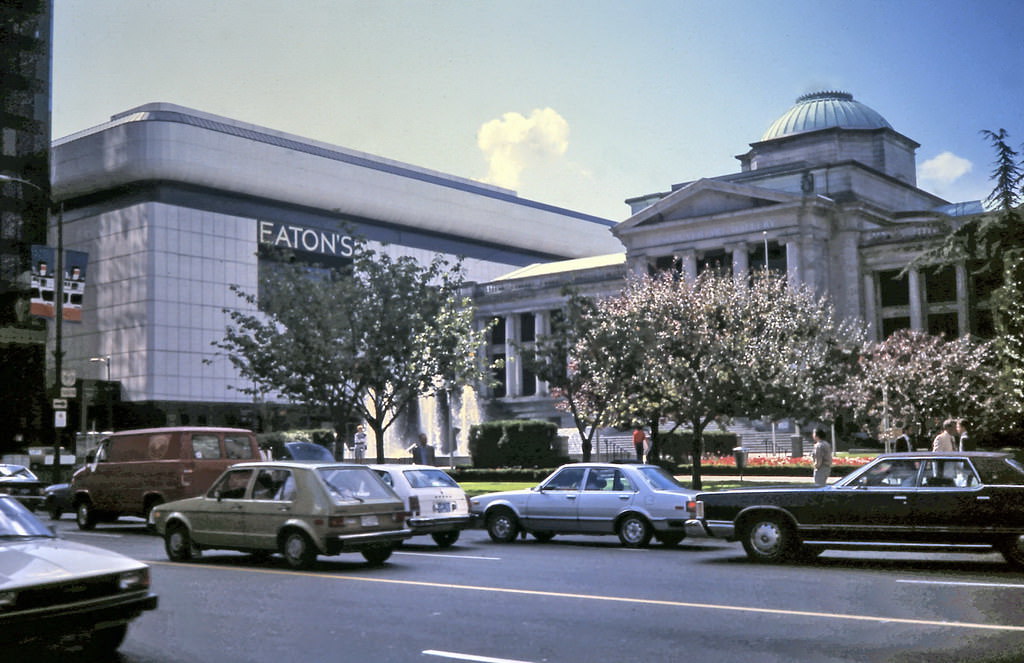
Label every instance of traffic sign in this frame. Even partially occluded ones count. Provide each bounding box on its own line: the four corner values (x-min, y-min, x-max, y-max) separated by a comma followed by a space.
52, 398, 67, 410
60, 387, 77, 398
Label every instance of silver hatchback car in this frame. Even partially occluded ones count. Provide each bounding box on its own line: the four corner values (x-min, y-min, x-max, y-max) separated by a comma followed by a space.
470, 463, 696, 547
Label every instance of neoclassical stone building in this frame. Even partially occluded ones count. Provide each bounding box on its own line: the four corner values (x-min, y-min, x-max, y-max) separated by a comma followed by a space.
472, 91, 988, 425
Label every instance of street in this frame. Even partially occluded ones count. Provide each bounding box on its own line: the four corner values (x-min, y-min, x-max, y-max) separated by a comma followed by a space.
43, 517, 1024, 663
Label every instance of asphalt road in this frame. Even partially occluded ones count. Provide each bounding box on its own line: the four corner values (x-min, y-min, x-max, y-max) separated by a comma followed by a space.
44, 516, 1024, 663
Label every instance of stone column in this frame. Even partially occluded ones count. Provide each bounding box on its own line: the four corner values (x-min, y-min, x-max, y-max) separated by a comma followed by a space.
680, 249, 697, 281
505, 315, 520, 397
862, 273, 878, 340
908, 268, 924, 331
955, 262, 969, 336
729, 242, 749, 277
534, 311, 549, 396
785, 239, 800, 286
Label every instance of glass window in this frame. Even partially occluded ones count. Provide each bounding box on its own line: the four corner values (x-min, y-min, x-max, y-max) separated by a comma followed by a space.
637, 466, 683, 491
585, 468, 634, 492
881, 316, 910, 338
402, 469, 459, 489
927, 312, 959, 338
920, 459, 978, 487
847, 459, 921, 487
318, 467, 395, 501
253, 469, 293, 500
519, 313, 535, 342
543, 467, 586, 491
925, 266, 957, 304
225, 435, 255, 459
973, 457, 1024, 486
208, 469, 253, 499
878, 270, 909, 307
192, 434, 222, 459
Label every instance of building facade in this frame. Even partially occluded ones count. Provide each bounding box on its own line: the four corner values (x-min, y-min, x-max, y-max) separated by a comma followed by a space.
49, 103, 623, 445
473, 91, 988, 427
0, 0, 52, 452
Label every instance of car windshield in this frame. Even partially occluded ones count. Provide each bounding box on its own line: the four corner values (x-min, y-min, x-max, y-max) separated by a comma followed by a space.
973, 457, 1024, 485
636, 466, 685, 491
318, 467, 395, 502
0, 464, 36, 480
402, 469, 459, 489
0, 497, 53, 538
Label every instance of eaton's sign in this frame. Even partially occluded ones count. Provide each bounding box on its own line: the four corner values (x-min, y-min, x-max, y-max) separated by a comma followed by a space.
258, 221, 355, 260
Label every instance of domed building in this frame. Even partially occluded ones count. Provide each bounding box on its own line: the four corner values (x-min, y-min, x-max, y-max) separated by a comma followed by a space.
471, 91, 989, 424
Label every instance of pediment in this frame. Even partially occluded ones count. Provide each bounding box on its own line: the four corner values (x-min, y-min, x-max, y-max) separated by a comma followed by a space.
617, 178, 804, 231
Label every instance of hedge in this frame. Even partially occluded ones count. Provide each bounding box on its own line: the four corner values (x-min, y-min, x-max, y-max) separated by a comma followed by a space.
468, 420, 562, 468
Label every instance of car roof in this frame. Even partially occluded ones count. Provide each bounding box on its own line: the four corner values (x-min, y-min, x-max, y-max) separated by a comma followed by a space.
877, 451, 1009, 459
368, 464, 450, 471
227, 461, 373, 471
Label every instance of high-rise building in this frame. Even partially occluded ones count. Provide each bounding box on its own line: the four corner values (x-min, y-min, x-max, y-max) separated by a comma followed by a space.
0, 0, 52, 453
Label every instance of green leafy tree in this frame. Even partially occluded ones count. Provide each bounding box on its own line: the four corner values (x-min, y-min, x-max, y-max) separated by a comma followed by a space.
831, 329, 998, 441
213, 241, 489, 461
574, 270, 860, 489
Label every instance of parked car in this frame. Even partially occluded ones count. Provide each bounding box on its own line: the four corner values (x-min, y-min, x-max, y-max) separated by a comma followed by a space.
0, 495, 158, 653
275, 441, 336, 462
689, 451, 1024, 567
370, 464, 470, 547
0, 463, 45, 512
72, 426, 262, 530
151, 461, 412, 569
469, 462, 696, 547
42, 482, 73, 520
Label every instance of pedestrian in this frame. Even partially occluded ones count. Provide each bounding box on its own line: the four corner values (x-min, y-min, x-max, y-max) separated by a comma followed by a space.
895, 426, 913, 452
931, 419, 957, 452
811, 428, 833, 485
957, 418, 974, 451
352, 424, 367, 462
632, 426, 647, 463
409, 433, 434, 465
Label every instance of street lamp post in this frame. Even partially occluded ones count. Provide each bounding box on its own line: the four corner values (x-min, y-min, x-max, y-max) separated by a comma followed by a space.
0, 173, 65, 476
90, 354, 112, 431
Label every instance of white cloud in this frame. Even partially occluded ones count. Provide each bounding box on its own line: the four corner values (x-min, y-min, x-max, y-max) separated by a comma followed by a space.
919, 151, 973, 185
477, 108, 570, 190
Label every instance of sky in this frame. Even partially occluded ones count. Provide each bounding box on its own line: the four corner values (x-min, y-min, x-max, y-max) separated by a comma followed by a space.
52, 0, 1024, 222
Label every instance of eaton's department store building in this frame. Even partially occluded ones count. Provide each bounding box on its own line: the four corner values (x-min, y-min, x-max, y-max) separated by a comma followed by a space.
51, 103, 623, 442
473, 92, 989, 426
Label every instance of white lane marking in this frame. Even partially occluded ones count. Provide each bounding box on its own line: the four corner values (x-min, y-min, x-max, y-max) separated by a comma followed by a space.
150, 561, 1024, 632
62, 531, 123, 539
423, 650, 534, 663
898, 579, 1024, 589
395, 551, 501, 561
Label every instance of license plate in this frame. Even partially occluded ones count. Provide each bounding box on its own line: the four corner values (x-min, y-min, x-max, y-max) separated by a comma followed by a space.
433, 502, 453, 513
361, 515, 379, 527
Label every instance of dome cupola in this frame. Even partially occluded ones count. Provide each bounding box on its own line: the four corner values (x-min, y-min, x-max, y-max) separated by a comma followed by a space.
760, 91, 892, 141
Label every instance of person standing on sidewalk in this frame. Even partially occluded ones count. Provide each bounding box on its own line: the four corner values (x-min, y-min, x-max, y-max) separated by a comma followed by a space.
932, 419, 957, 452
632, 426, 647, 463
812, 428, 833, 485
957, 419, 974, 451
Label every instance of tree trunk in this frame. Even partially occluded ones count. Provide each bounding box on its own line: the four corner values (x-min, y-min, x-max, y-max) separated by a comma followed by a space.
690, 419, 705, 490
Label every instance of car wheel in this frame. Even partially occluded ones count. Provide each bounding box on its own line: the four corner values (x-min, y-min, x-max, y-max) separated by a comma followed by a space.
165, 523, 197, 562
741, 515, 798, 563
656, 532, 685, 547
431, 531, 460, 548
532, 531, 555, 543
75, 500, 97, 530
486, 508, 520, 543
281, 530, 317, 569
617, 514, 653, 548
362, 546, 394, 566
86, 623, 128, 654
998, 534, 1024, 568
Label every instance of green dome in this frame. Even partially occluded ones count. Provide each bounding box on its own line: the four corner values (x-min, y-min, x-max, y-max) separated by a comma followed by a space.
761, 91, 892, 141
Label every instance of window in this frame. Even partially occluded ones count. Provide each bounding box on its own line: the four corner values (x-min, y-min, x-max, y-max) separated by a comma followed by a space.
542, 467, 586, 491
925, 266, 956, 304
208, 469, 254, 499
225, 435, 255, 459
849, 459, 921, 487
192, 435, 222, 459
253, 469, 293, 500
403, 469, 459, 489
519, 313, 535, 342
881, 317, 911, 338
920, 459, 978, 488
585, 468, 633, 491
878, 270, 910, 307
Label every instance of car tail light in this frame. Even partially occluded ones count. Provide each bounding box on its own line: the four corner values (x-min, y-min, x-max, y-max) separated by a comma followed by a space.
408, 495, 420, 516
392, 510, 410, 523
328, 516, 349, 528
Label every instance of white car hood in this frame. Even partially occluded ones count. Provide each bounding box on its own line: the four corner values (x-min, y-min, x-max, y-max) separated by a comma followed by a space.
0, 537, 145, 589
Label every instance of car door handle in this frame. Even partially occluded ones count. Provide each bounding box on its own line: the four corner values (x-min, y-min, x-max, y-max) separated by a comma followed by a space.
277, 507, 290, 512
893, 495, 907, 501
565, 494, 577, 500
976, 496, 991, 501
619, 495, 630, 500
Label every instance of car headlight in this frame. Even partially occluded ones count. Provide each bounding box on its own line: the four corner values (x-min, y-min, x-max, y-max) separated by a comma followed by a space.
0, 590, 16, 610
118, 568, 150, 591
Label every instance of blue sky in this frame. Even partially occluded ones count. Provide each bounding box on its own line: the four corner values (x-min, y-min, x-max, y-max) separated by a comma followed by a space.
53, 0, 1024, 221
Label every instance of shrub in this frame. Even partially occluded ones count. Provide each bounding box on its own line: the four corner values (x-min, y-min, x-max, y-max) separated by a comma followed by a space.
469, 420, 559, 468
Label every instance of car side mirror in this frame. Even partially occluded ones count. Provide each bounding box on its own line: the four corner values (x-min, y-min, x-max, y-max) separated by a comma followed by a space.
85, 451, 96, 463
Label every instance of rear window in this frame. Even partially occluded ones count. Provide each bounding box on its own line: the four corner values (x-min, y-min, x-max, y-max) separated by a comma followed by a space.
318, 467, 395, 502
973, 457, 1024, 485
402, 469, 459, 489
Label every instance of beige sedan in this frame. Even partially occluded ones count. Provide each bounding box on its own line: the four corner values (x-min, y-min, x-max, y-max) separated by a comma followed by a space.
152, 461, 412, 568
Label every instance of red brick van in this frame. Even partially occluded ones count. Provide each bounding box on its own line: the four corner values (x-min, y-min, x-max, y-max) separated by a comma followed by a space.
71, 427, 260, 529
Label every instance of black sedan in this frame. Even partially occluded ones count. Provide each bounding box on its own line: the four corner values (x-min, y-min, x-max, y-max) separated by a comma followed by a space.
689, 451, 1024, 566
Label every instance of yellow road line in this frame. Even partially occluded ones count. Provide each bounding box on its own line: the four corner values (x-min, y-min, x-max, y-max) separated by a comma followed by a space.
150, 560, 1024, 632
